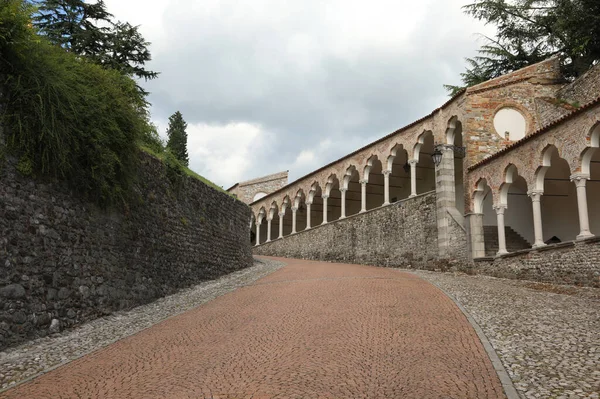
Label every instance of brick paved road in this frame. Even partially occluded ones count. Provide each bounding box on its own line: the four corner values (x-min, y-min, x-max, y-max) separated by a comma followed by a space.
1, 258, 505, 399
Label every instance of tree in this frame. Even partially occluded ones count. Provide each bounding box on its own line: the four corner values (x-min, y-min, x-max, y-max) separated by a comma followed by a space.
166, 111, 189, 167
446, 0, 600, 95
32, 0, 158, 85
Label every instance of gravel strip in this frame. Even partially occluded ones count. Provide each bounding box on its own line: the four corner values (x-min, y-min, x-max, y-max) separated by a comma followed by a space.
412, 270, 600, 399
0, 257, 285, 391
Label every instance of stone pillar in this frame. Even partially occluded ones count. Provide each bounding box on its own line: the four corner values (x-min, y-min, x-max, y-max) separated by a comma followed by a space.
291, 206, 298, 234
266, 217, 272, 243
322, 195, 329, 224
494, 205, 508, 255
409, 159, 418, 198
571, 173, 594, 240
528, 190, 546, 248
306, 201, 312, 229
466, 213, 485, 258
435, 146, 456, 257
278, 212, 284, 239
255, 221, 261, 246
360, 180, 367, 213
383, 170, 391, 205
340, 188, 347, 218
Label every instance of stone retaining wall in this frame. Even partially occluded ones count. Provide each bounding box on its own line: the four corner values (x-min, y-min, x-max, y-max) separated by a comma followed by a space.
254, 192, 440, 268
0, 152, 253, 350
471, 238, 600, 287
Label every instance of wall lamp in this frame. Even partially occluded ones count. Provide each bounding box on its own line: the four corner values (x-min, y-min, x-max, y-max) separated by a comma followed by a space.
431, 144, 466, 167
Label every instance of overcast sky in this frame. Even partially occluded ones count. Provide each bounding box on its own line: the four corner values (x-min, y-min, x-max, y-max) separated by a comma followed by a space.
103, 0, 494, 189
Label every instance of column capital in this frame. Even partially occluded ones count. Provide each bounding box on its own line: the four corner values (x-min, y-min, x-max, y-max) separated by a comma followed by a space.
570, 173, 590, 187
322, 194, 329, 200
359, 179, 368, 185
382, 169, 392, 175
408, 159, 418, 165
278, 212, 285, 218
255, 221, 262, 227
266, 216, 273, 222
493, 204, 507, 214
527, 190, 544, 201
291, 206, 298, 212
305, 201, 313, 206
339, 188, 348, 193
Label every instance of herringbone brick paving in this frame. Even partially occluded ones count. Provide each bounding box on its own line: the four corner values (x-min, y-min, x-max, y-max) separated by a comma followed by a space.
0, 257, 505, 398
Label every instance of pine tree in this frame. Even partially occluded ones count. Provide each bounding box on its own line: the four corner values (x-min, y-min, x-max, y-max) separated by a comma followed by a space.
166, 111, 189, 167
445, 0, 600, 95
33, 0, 158, 86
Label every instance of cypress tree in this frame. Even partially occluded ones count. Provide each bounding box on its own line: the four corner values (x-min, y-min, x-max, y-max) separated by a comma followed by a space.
166, 111, 189, 166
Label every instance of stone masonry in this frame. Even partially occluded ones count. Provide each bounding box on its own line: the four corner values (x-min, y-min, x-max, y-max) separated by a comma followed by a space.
0, 152, 253, 350
227, 171, 288, 204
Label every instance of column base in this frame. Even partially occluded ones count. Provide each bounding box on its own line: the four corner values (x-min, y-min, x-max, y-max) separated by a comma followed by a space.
266, 239, 271, 243
495, 250, 508, 257
532, 242, 547, 249
321, 221, 328, 225
409, 194, 417, 198
383, 201, 390, 206
359, 210, 366, 213
576, 232, 595, 240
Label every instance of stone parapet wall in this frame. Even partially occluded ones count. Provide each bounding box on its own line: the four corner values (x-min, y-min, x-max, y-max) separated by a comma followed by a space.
470, 238, 600, 287
253, 192, 439, 268
0, 152, 253, 350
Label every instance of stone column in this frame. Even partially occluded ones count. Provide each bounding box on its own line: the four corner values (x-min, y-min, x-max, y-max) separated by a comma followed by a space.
360, 180, 367, 213
494, 205, 508, 255
255, 221, 261, 246
409, 159, 418, 198
435, 146, 456, 257
291, 206, 298, 234
571, 173, 594, 240
266, 217, 272, 243
340, 188, 347, 218
466, 213, 485, 258
528, 190, 546, 248
322, 195, 329, 224
278, 212, 284, 239
383, 170, 391, 205
305, 201, 312, 229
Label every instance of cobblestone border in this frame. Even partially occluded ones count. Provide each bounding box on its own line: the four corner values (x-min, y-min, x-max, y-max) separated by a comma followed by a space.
0, 258, 285, 392
414, 272, 521, 399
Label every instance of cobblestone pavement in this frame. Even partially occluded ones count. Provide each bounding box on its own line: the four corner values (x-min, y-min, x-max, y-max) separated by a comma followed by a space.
413, 270, 600, 399
0, 258, 285, 391
1, 257, 505, 399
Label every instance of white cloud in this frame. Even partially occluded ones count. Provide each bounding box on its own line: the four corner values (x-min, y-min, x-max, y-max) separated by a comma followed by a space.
103, 0, 496, 187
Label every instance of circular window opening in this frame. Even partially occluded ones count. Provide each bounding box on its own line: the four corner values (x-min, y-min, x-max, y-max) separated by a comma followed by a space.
493, 107, 526, 141
253, 192, 267, 201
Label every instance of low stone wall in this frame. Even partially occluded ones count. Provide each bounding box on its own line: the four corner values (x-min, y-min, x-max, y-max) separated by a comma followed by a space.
471, 238, 600, 287
254, 192, 440, 268
0, 152, 253, 350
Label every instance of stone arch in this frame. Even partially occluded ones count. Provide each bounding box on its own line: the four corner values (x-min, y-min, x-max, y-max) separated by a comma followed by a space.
498, 164, 534, 247
445, 116, 459, 145
363, 155, 385, 210
534, 145, 566, 191
412, 130, 436, 195
473, 178, 490, 214
387, 143, 411, 202
308, 181, 324, 226
412, 130, 434, 161
293, 189, 308, 232
581, 122, 600, 175
324, 174, 342, 222
342, 165, 361, 216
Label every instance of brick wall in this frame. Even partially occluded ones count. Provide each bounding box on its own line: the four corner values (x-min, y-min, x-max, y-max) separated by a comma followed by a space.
0, 152, 253, 350
253, 192, 440, 269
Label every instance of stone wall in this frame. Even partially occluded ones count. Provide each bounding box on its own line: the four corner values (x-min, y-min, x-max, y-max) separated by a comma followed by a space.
253, 192, 440, 269
558, 64, 600, 106
228, 171, 288, 204
471, 238, 600, 287
0, 152, 253, 350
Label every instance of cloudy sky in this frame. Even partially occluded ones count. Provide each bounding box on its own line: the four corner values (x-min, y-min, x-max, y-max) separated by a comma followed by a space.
103, 0, 494, 189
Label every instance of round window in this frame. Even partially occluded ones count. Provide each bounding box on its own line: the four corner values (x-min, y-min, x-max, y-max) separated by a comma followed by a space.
493, 107, 526, 141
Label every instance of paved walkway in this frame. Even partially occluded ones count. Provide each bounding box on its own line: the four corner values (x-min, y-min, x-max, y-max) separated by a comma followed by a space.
1, 258, 505, 399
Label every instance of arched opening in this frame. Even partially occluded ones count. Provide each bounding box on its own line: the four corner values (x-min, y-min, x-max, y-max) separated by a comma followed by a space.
280, 196, 293, 237
387, 144, 411, 203
447, 119, 465, 214
294, 190, 307, 232
536, 145, 579, 243
343, 166, 361, 216
257, 208, 268, 244
363, 156, 385, 210
250, 213, 257, 245
474, 179, 496, 256
268, 202, 279, 242
498, 165, 533, 252
581, 123, 600, 236
308, 182, 324, 227
414, 131, 436, 195
325, 175, 342, 222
